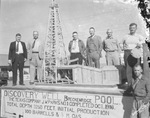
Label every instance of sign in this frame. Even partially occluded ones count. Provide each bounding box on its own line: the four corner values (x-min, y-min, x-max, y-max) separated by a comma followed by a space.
1, 89, 133, 118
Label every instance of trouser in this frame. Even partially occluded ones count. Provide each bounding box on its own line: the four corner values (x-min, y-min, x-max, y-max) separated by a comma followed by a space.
130, 99, 149, 118
88, 51, 100, 68
70, 53, 83, 65
12, 54, 24, 85
124, 50, 141, 86
106, 51, 120, 65
29, 53, 43, 82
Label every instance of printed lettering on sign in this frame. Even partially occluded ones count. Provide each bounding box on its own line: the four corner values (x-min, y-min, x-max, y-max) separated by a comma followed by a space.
0, 89, 133, 118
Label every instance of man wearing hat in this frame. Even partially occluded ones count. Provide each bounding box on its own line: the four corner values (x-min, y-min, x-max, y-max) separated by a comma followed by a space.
8, 33, 27, 86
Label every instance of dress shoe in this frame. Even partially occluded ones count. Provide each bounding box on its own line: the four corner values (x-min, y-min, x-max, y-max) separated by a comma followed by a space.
20, 84, 25, 86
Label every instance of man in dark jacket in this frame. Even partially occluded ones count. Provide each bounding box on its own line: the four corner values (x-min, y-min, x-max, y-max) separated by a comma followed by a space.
86, 27, 103, 68
130, 65, 150, 118
8, 33, 27, 86
68, 31, 86, 65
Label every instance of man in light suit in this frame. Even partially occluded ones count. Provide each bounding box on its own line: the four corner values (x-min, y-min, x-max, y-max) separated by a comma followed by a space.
8, 33, 27, 86
27, 31, 44, 84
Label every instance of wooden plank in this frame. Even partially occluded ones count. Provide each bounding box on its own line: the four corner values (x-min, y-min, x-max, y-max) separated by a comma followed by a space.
143, 43, 150, 79
58, 65, 120, 85
102, 66, 120, 85
75, 67, 82, 84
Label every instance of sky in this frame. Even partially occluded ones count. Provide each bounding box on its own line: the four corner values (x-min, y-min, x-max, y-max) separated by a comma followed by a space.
0, 0, 148, 63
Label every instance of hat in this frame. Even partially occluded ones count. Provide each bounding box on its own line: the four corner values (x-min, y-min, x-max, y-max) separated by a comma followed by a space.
131, 48, 142, 58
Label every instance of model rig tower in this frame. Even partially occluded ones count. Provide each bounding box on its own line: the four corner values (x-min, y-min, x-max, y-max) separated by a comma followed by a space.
43, 0, 66, 83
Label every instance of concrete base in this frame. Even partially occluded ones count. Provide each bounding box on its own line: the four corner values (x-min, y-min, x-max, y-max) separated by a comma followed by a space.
0, 84, 133, 118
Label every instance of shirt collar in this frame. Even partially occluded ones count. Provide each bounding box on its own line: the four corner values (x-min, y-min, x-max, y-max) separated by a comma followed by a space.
106, 36, 113, 39
137, 74, 142, 80
90, 35, 95, 38
128, 33, 136, 36
73, 39, 79, 41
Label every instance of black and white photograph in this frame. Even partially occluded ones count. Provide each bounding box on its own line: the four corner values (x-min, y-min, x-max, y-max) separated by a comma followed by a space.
1, 0, 150, 118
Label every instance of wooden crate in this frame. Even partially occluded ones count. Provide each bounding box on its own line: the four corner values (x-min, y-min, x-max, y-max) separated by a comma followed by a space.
57, 65, 103, 85
115, 65, 126, 84
101, 66, 120, 85
58, 65, 120, 85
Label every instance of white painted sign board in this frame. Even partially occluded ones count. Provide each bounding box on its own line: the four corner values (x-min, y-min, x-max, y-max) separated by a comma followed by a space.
1, 89, 133, 118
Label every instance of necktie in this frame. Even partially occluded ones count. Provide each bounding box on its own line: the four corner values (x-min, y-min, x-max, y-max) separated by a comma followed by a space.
16, 42, 19, 52
32, 40, 36, 48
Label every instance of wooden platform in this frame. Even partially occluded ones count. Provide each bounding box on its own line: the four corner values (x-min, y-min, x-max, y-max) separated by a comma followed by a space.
0, 65, 130, 118
57, 65, 120, 85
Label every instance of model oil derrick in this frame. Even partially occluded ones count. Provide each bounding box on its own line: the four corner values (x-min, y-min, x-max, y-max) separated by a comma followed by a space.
43, 0, 66, 83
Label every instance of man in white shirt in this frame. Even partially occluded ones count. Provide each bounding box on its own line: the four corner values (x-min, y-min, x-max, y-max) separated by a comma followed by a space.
68, 31, 86, 65
121, 23, 145, 87
8, 33, 27, 86
27, 31, 44, 84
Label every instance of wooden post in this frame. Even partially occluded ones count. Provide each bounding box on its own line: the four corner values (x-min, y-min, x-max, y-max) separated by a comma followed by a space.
143, 43, 150, 78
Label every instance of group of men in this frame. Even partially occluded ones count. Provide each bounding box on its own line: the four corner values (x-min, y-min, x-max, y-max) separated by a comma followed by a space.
69, 27, 103, 68
8, 23, 145, 87
7, 23, 150, 117
68, 23, 150, 118
69, 23, 144, 69
8, 31, 43, 86
68, 23, 144, 85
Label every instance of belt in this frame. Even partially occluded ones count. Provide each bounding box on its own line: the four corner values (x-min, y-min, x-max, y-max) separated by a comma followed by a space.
89, 50, 97, 53
71, 52, 80, 54
134, 95, 145, 101
124, 49, 132, 51
32, 52, 39, 53
107, 50, 116, 52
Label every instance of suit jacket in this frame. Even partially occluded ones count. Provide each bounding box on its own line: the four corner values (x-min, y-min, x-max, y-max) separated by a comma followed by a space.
8, 41, 27, 63
68, 39, 86, 56
86, 35, 103, 57
27, 39, 44, 60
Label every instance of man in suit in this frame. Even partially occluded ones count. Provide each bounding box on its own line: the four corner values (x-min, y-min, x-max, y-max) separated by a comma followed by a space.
86, 27, 103, 68
68, 31, 86, 65
27, 31, 44, 84
8, 33, 27, 86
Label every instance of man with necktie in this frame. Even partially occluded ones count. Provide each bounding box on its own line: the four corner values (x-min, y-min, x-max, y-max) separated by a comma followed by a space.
27, 31, 44, 84
68, 31, 86, 65
8, 33, 27, 86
